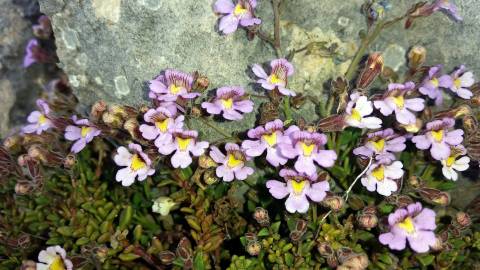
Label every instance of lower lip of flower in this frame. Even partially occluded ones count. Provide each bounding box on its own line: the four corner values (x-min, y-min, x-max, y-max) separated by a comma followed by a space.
392, 96, 405, 109
397, 216, 416, 234
291, 180, 307, 195
221, 98, 233, 109
371, 166, 385, 181
430, 130, 444, 142
262, 132, 277, 147
177, 137, 191, 151
155, 118, 170, 132
227, 153, 243, 168
81, 126, 91, 137
50, 255, 66, 270
130, 154, 147, 171
301, 142, 315, 157
370, 139, 385, 152
349, 108, 362, 122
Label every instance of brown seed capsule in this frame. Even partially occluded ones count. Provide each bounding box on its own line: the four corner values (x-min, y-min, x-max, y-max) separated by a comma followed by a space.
463, 115, 478, 135
27, 145, 47, 163
158, 250, 176, 265
340, 252, 369, 270
253, 207, 270, 226
15, 181, 35, 195
109, 104, 128, 119
102, 112, 123, 128
192, 72, 210, 92
357, 212, 378, 230
317, 114, 346, 132
124, 118, 140, 139
408, 46, 427, 69
322, 195, 344, 211
20, 260, 36, 270
3, 135, 21, 151
63, 154, 77, 168
317, 242, 334, 257
190, 106, 203, 118
356, 52, 384, 89
455, 212, 471, 228
417, 187, 451, 206
91, 100, 108, 120
246, 241, 261, 256
291, 94, 306, 109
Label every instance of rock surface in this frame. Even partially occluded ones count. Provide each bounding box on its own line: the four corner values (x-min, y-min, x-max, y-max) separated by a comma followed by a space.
37, 0, 479, 139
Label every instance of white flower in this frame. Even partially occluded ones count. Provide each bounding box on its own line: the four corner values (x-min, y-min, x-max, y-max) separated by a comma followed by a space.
361, 161, 403, 196
36, 246, 73, 270
152, 196, 177, 216
345, 92, 382, 129
441, 148, 470, 181
114, 143, 155, 186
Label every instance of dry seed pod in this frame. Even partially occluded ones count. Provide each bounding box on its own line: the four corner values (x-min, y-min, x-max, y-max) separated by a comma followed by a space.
407, 46, 427, 69
356, 52, 383, 89
158, 250, 176, 265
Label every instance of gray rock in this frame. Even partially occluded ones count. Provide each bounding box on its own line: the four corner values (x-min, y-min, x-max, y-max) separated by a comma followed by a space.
37, 0, 479, 140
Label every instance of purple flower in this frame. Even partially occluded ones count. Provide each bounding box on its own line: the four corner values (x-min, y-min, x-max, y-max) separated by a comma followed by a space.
361, 160, 403, 196
64, 116, 101, 153
418, 65, 452, 105
252, 59, 296, 96
113, 143, 155, 186
139, 106, 184, 145
266, 169, 329, 213
353, 128, 406, 162
242, 119, 298, 167
411, 118, 464, 160
157, 130, 209, 168
209, 143, 254, 181
23, 39, 51, 68
440, 145, 470, 181
446, 65, 474, 99
214, 0, 261, 34
201, 86, 254, 120
379, 202, 437, 253
374, 82, 425, 125
148, 69, 200, 102
345, 92, 382, 129
432, 0, 463, 21
32, 15, 52, 39
22, 99, 53, 135
279, 130, 337, 175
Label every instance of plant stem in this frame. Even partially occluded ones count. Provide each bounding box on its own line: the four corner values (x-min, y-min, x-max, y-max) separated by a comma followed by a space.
283, 96, 293, 123
272, 0, 281, 54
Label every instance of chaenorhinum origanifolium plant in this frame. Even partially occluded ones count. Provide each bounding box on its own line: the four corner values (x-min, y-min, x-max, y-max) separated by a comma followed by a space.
1, 0, 480, 269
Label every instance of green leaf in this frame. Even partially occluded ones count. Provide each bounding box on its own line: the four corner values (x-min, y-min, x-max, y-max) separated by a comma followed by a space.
378, 253, 393, 265
194, 251, 206, 270
434, 181, 457, 191
284, 253, 294, 267
118, 253, 141, 261
355, 230, 374, 241
417, 254, 435, 266
271, 221, 281, 234
378, 202, 394, 214
257, 228, 269, 237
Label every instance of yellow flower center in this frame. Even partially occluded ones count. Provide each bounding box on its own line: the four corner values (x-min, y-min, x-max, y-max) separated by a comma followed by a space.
221, 98, 233, 109
431, 130, 444, 142
227, 154, 243, 168
262, 132, 277, 146
301, 142, 315, 157
269, 74, 284, 84
291, 180, 307, 195
446, 156, 456, 167
130, 154, 146, 171
350, 108, 362, 122
454, 78, 462, 88
371, 166, 385, 181
392, 96, 405, 109
81, 126, 91, 137
431, 77, 439, 88
155, 118, 170, 132
398, 217, 416, 234
49, 256, 66, 270
177, 137, 191, 151
38, 114, 47, 124
169, 84, 182, 94
233, 4, 248, 16
371, 139, 385, 152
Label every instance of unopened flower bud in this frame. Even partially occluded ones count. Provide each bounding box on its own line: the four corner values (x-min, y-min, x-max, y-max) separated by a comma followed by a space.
357, 52, 383, 89
455, 212, 471, 228
109, 104, 128, 119
322, 195, 344, 211
340, 252, 369, 270
27, 145, 47, 163
463, 115, 478, 135
317, 242, 334, 257
317, 115, 346, 132
253, 207, 270, 226
417, 187, 450, 206
246, 241, 261, 256
15, 181, 34, 195
102, 112, 123, 128
203, 169, 219, 185
123, 118, 140, 139
158, 250, 176, 265
3, 135, 21, 151
63, 154, 76, 168
357, 211, 378, 230
20, 260, 36, 270
408, 46, 427, 69
348, 194, 365, 210
95, 246, 109, 263
190, 106, 202, 118
91, 100, 107, 120
198, 154, 216, 169
192, 72, 209, 92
